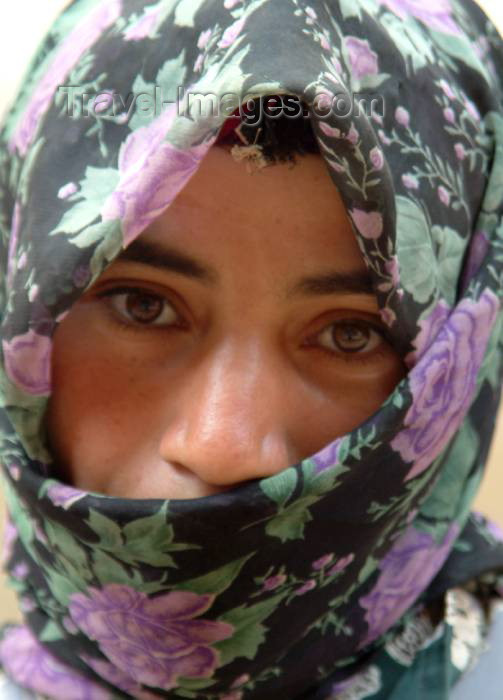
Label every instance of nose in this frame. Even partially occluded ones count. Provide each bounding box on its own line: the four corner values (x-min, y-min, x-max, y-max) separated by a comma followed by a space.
158, 339, 297, 488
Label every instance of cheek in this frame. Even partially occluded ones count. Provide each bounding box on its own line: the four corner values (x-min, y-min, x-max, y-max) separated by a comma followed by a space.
45, 321, 153, 489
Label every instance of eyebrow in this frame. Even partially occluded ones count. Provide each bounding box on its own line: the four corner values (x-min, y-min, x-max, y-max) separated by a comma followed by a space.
116, 239, 375, 298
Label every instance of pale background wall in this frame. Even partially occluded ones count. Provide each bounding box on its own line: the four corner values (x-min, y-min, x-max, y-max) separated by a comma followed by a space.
0, 0, 502, 622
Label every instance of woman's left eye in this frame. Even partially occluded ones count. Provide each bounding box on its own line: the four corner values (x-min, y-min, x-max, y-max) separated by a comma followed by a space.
315, 319, 384, 356
99, 287, 180, 327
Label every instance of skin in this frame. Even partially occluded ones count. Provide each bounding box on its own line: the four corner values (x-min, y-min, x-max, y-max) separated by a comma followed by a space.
45, 148, 405, 500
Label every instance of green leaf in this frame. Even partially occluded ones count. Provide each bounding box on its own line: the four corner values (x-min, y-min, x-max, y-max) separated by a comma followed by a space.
260, 468, 297, 507
339, 0, 362, 19
431, 225, 466, 305
216, 592, 286, 665
380, 13, 434, 73
179, 554, 253, 595
482, 112, 503, 213
40, 620, 64, 642
86, 509, 123, 549
396, 196, 436, 303
45, 570, 79, 607
431, 30, 490, 83
176, 678, 216, 691
50, 167, 119, 235
358, 555, 379, 584
91, 549, 136, 587
265, 496, 318, 542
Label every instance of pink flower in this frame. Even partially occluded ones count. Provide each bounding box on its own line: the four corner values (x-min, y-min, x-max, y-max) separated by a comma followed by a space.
402, 173, 419, 189
380, 307, 397, 326
57, 182, 78, 199
101, 103, 212, 244
263, 574, 287, 591
319, 121, 341, 138
3, 329, 52, 395
395, 106, 410, 127
295, 580, 317, 595
378, 129, 391, 145
10, 1, 122, 155
1, 517, 18, 566
349, 208, 383, 239
312, 553, 334, 570
454, 143, 466, 160
346, 124, 359, 145
91, 91, 115, 115
344, 36, 379, 79
437, 185, 451, 206
328, 553, 355, 575
231, 674, 251, 688
320, 34, 331, 51
439, 79, 455, 99
7, 201, 21, 288
224, 0, 241, 7
197, 29, 212, 50
443, 107, 455, 124
370, 146, 384, 170
464, 98, 480, 121
219, 17, 246, 48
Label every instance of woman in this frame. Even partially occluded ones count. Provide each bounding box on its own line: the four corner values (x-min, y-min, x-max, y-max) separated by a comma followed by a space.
0, 0, 502, 698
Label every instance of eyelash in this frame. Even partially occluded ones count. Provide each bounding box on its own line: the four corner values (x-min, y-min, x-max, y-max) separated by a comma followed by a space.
97, 286, 389, 363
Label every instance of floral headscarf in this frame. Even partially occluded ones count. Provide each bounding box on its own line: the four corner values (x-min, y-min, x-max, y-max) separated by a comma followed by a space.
1, 0, 503, 698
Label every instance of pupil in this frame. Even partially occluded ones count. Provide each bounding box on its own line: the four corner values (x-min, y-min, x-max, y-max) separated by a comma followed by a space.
334, 324, 368, 352
126, 293, 162, 323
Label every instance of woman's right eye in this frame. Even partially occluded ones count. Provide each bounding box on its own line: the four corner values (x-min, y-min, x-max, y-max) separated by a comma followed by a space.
98, 287, 181, 328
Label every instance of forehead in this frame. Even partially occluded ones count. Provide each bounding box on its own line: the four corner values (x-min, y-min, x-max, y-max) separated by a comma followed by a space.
134, 147, 367, 275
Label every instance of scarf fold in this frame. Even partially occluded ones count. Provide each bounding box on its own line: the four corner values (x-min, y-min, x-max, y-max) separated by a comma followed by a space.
1, 1, 503, 698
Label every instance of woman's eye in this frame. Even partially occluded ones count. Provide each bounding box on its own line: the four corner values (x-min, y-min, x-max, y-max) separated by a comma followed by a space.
316, 319, 383, 355
99, 287, 180, 327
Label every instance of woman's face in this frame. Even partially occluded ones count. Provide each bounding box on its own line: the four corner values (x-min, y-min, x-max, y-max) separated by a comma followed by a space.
45, 148, 405, 499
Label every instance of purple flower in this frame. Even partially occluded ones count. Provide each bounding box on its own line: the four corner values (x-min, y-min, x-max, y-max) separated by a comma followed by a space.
395, 106, 410, 127
437, 185, 451, 206
344, 37, 379, 79
378, 0, 461, 36
57, 182, 78, 200
69, 585, 234, 689
3, 329, 52, 395
311, 437, 343, 473
443, 107, 455, 124
349, 208, 384, 239
454, 143, 466, 160
9, 1, 122, 156
327, 553, 355, 576
123, 4, 165, 41
391, 290, 500, 480
81, 655, 163, 700
461, 230, 490, 291
218, 17, 246, 48
12, 562, 29, 580
295, 580, 317, 596
439, 79, 456, 99
312, 553, 334, 570
262, 574, 287, 591
485, 519, 503, 542
47, 483, 87, 510
101, 103, 212, 244
358, 524, 459, 648
91, 91, 115, 115
370, 146, 384, 170
0, 625, 109, 700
